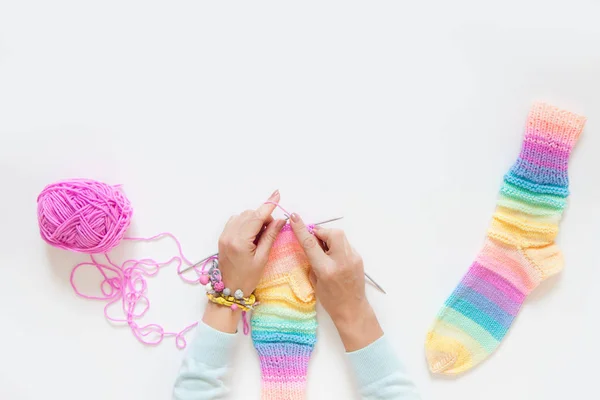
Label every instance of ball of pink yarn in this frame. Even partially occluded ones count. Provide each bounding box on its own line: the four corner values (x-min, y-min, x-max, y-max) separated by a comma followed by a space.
37, 179, 133, 254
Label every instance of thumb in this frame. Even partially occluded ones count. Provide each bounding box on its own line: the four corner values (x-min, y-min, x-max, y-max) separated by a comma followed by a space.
309, 270, 317, 287
255, 219, 286, 263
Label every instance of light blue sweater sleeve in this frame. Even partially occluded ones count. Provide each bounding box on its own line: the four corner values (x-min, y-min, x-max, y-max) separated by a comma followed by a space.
174, 325, 419, 400
173, 322, 237, 400
346, 335, 421, 400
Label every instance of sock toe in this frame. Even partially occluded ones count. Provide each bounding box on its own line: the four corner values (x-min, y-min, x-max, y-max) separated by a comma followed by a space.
425, 331, 472, 375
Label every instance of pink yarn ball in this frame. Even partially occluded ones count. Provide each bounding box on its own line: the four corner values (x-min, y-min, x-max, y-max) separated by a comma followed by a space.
199, 275, 210, 285
213, 281, 225, 292
37, 179, 133, 254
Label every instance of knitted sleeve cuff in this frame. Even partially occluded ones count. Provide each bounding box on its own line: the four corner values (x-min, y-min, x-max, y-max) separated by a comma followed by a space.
186, 321, 238, 368
346, 335, 402, 389
526, 102, 586, 149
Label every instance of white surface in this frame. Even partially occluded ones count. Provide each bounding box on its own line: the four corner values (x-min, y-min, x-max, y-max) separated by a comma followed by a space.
1, 1, 599, 399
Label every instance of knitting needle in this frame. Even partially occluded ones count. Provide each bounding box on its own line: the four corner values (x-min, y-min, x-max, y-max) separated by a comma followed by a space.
364, 272, 387, 295
179, 252, 218, 275
312, 216, 344, 226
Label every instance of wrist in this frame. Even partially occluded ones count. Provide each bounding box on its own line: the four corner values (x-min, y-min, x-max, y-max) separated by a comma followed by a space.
333, 301, 383, 352
220, 277, 256, 297
202, 301, 242, 334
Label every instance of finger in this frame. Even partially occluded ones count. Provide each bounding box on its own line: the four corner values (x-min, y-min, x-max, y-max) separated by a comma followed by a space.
313, 226, 346, 255
225, 215, 237, 227
264, 215, 274, 225
221, 215, 239, 237
289, 213, 328, 268
313, 226, 333, 249
255, 189, 280, 222
308, 270, 317, 287
253, 215, 275, 246
242, 190, 281, 237
255, 219, 286, 263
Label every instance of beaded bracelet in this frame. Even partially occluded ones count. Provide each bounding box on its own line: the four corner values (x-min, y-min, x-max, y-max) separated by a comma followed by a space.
200, 260, 258, 311
206, 292, 257, 311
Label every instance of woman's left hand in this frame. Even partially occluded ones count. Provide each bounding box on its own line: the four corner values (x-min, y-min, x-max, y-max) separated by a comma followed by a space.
217, 190, 286, 295
203, 190, 285, 333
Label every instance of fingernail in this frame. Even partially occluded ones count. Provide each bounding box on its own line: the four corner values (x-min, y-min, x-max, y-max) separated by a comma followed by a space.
268, 189, 279, 199
290, 213, 300, 222
312, 224, 321, 230
277, 219, 286, 228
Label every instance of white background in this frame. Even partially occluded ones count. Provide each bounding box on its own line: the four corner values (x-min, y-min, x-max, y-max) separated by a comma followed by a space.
1, 1, 599, 399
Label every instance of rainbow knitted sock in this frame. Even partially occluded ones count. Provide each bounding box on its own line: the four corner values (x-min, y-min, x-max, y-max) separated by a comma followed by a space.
251, 224, 317, 399
425, 103, 586, 375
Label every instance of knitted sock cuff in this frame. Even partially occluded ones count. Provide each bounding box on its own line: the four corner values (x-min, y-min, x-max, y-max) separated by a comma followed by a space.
508, 103, 586, 190
255, 342, 314, 400
525, 102, 586, 155
261, 381, 306, 400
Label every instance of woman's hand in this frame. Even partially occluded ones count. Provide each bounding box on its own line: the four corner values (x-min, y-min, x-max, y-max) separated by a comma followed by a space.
203, 190, 286, 333
289, 213, 383, 352
217, 190, 286, 295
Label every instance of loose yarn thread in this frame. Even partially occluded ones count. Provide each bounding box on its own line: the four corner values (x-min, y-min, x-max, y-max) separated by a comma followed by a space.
38, 179, 206, 349
263, 201, 292, 218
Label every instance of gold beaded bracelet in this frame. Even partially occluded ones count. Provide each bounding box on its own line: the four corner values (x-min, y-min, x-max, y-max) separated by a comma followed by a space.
206, 292, 257, 312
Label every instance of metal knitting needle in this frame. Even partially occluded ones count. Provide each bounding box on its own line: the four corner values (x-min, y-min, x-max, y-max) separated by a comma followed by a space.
364, 272, 387, 294
179, 252, 218, 275
312, 216, 344, 226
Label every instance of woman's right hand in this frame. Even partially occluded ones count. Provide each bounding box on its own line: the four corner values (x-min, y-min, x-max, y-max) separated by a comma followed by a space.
289, 213, 384, 352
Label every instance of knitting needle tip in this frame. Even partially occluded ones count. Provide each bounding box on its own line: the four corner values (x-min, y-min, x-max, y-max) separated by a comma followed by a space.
364, 271, 387, 295
313, 216, 344, 226
178, 252, 218, 275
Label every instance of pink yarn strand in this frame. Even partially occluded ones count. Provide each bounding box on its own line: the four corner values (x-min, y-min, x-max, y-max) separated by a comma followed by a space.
123, 232, 195, 266
264, 201, 292, 218
242, 311, 250, 335
69, 233, 200, 348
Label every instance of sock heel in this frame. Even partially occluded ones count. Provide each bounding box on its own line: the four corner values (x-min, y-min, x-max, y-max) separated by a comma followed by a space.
522, 244, 565, 280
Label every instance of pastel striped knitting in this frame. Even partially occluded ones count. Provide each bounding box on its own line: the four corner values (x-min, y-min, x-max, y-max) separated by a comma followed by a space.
251, 224, 317, 399
425, 102, 586, 375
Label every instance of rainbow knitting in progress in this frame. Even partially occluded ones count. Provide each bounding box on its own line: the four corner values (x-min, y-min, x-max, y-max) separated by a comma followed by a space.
425, 102, 586, 375
251, 224, 317, 399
